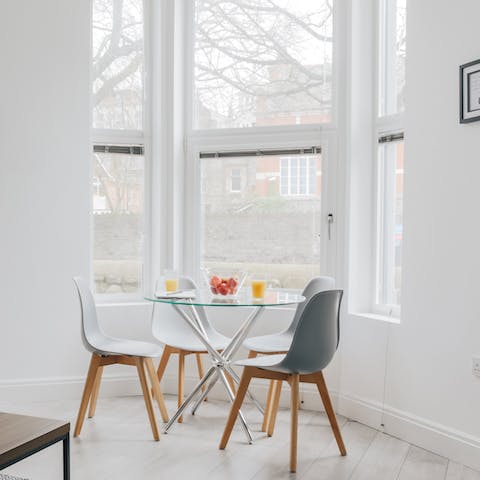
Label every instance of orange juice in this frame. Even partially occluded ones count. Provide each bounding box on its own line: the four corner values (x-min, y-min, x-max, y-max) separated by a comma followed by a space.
165, 278, 179, 292
251, 280, 266, 299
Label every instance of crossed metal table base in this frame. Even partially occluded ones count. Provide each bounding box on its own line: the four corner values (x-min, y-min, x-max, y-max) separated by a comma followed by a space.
162, 303, 266, 443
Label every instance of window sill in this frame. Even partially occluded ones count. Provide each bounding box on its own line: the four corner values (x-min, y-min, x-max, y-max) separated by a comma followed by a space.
348, 311, 401, 325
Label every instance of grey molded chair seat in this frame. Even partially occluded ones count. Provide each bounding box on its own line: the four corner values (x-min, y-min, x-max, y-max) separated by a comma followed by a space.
152, 276, 231, 422
73, 277, 169, 441
220, 289, 346, 473
243, 276, 335, 432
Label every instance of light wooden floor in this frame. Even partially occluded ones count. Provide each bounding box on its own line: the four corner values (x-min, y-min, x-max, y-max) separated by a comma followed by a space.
1, 395, 479, 480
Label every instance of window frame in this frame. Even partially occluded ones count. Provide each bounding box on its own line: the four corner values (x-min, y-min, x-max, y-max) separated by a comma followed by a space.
184, 0, 340, 136
90, 0, 153, 302
184, 128, 338, 289
371, 0, 406, 317
182, 0, 345, 286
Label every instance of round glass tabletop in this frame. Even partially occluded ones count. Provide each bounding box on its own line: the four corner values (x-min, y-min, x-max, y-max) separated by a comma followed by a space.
145, 289, 305, 307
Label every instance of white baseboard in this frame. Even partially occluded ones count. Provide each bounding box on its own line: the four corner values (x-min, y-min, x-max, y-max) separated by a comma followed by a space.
337, 391, 480, 472
1, 375, 479, 472
0, 374, 142, 402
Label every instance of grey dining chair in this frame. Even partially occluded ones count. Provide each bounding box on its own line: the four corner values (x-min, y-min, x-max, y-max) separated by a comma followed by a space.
220, 289, 346, 473
243, 276, 335, 433
151, 276, 232, 422
73, 277, 169, 441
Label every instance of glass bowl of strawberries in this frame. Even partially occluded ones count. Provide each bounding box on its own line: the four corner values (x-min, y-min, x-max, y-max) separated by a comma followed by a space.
202, 268, 247, 298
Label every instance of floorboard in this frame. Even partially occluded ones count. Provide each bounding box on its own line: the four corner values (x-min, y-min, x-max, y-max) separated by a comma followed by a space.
0, 396, 478, 480
349, 431, 410, 480
397, 445, 448, 480
445, 461, 480, 480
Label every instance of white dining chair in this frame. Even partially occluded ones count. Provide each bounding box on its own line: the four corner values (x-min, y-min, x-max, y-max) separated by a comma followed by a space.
243, 276, 335, 433
151, 276, 232, 422
72, 277, 169, 441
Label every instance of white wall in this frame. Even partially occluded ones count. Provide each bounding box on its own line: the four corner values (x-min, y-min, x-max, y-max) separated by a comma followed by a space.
0, 1, 91, 384
339, 0, 480, 469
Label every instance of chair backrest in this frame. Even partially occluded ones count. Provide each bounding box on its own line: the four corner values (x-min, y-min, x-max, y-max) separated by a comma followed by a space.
278, 290, 343, 374
73, 276, 108, 353
286, 276, 335, 334
151, 276, 218, 342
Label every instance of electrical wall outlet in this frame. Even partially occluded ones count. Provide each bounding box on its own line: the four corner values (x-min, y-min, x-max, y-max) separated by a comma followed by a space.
472, 356, 480, 377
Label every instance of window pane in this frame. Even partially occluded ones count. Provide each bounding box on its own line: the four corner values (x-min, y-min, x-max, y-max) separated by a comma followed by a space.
230, 168, 242, 192
378, 0, 406, 116
201, 153, 322, 289
92, 0, 144, 130
280, 157, 318, 196
93, 151, 144, 293
376, 141, 403, 306
194, 0, 334, 129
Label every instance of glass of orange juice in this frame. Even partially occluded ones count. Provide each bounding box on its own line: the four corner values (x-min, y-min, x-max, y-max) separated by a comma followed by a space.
251, 275, 267, 299
164, 270, 179, 292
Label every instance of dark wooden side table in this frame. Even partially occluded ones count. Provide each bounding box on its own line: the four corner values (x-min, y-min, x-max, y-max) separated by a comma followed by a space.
0, 413, 70, 480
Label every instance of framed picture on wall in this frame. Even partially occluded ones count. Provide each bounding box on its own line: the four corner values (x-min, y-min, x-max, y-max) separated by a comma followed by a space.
460, 59, 480, 123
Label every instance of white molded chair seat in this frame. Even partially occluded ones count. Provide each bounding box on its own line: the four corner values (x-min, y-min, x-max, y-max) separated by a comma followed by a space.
93, 337, 164, 358
236, 353, 287, 370
243, 276, 335, 354
156, 330, 230, 353
242, 332, 292, 354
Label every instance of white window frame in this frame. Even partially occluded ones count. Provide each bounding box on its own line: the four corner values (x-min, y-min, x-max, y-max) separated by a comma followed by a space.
371, 0, 405, 317
184, 128, 339, 289
90, 0, 153, 303
182, 0, 346, 286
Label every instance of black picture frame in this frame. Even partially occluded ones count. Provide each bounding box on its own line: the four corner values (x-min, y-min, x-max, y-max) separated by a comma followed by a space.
460, 59, 480, 124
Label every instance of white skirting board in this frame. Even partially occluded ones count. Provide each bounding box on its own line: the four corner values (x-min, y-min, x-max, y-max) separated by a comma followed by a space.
0, 375, 479, 472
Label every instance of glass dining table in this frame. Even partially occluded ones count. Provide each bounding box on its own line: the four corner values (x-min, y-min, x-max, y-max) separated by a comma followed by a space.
145, 289, 305, 443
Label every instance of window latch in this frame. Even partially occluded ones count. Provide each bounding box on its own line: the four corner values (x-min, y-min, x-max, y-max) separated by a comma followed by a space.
327, 213, 334, 240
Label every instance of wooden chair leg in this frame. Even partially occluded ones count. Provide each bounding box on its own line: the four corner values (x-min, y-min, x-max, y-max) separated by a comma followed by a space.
88, 366, 103, 419
156, 346, 172, 383
195, 353, 207, 400
290, 374, 300, 473
74, 353, 102, 437
316, 371, 346, 456
225, 372, 237, 396
135, 357, 160, 441
152, 346, 172, 399
261, 380, 275, 432
267, 380, 282, 437
219, 368, 253, 449
178, 352, 185, 423
145, 358, 169, 423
